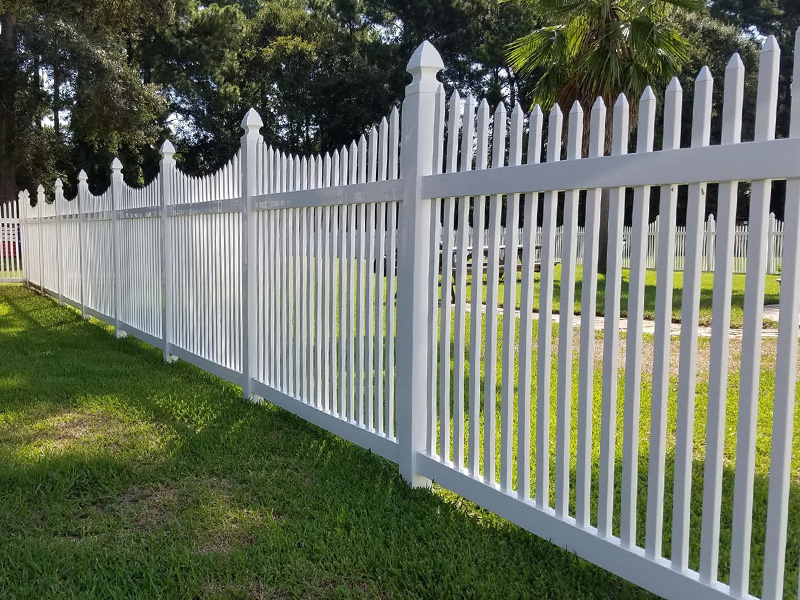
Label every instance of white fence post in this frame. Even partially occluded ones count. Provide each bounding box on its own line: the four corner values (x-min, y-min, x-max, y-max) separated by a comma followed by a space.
396, 41, 442, 487
159, 141, 176, 362
110, 158, 126, 338
55, 178, 63, 304
36, 185, 44, 294
240, 108, 263, 400
77, 170, 88, 319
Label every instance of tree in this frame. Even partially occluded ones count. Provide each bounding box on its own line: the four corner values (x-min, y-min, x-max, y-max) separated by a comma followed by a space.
507, 0, 703, 273
0, 0, 173, 201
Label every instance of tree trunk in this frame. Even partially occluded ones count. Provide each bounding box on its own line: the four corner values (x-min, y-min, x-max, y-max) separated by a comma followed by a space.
597, 188, 610, 274
0, 10, 18, 204
53, 63, 61, 139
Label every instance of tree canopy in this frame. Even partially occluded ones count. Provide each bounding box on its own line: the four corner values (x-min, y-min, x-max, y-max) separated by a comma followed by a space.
1, 0, 797, 204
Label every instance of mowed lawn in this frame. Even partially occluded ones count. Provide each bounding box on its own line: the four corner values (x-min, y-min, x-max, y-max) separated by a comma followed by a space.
463, 265, 782, 328
0, 285, 657, 600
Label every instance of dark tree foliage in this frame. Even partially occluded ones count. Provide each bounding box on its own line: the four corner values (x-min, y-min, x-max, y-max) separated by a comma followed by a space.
2, 0, 795, 209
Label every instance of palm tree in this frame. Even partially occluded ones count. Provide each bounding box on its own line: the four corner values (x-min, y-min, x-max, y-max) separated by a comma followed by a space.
507, 0, 703, 272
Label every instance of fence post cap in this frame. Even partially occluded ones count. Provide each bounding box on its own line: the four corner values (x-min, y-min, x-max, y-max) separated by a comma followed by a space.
406, 40, 443, 84
54, 178, 63, 190
111, 157, 123, 171
78, 170, 88, 183
241, 108, 263, 134
37, 184, 44, 194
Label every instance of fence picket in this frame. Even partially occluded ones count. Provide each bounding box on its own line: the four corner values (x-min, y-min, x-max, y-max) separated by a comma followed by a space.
555, 101, 583, 517
536, 103, 562, 509
730, 36, 780, 596
576, 98, 605, 527
598, 94, 630, 536
484, 101, 507, 486
621, 87, 656, 548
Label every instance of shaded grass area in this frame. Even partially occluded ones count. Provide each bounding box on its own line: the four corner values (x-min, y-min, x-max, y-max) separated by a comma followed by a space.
462, 265, 782, 328
0, 285, 656, 600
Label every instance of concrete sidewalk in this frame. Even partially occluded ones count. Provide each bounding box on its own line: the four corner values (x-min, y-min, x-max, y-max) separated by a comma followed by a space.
463, 303, 787, 338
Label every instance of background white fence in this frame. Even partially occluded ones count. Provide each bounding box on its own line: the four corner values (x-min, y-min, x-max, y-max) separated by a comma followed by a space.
0, 197, 22, 282
468, 212, 785, 275
16, 35, 800, 600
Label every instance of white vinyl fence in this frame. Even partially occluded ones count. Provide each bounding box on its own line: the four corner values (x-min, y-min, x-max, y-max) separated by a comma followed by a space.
492, 212, 784, 274
0, 198, 22, 282
18, 35, 800, 600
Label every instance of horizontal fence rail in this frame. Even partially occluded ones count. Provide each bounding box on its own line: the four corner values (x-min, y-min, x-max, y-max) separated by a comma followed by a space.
16, 34, 800, 600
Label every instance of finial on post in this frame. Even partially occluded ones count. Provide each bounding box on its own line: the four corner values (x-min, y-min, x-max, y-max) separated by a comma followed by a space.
78, 170, 88, 185
405, 41, 444, 91
241, 108, 263, 138
111, 157, 123, 182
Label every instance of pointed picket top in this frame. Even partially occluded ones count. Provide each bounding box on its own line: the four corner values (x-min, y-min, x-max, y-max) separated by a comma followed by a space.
527, 104, 544, 165
589, 98, 607, 159
448, 89, 461, 114
406, 40, 444, 85
692, 68, 714, 148
664, 78, 684, 151
509, 102, 524, 166
637, 87, 657, 153
567, 101, 584, 161
241, 108, 263, 134
727, 52, 744, 72
476, 98, 490, 170
666, 77, 682, 96
762, 34, 779, 54
547, 103, 564, 163
696, 65, 713, 84
612, 94, 630, 156
721, 54, 745, 146
492, 101, 508, 169
754, 34, 780, 142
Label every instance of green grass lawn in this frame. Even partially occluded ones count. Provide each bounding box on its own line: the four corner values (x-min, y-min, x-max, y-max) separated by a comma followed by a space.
432, 301, 800, 599
462, 265, 782, 328
0, 285, 659, 600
